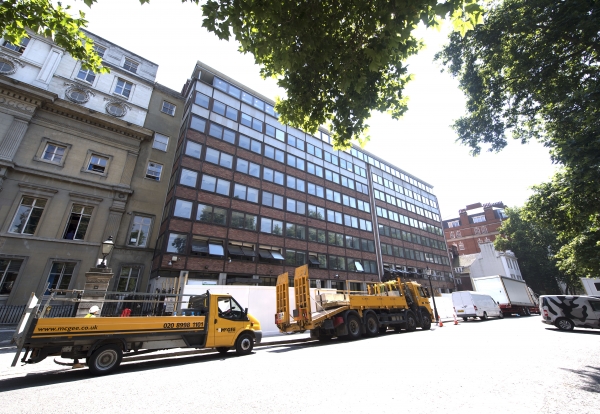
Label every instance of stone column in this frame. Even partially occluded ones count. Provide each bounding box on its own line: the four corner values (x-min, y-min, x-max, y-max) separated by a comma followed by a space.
75, 267, 114, 317
0, 118, 29, 162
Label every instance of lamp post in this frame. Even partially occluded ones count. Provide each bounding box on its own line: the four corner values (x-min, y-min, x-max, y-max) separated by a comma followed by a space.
426, 266, 439, 324
97, 236, 114, 268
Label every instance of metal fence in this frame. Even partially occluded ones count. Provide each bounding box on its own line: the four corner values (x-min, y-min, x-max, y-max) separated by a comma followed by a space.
0, 304, 77, 325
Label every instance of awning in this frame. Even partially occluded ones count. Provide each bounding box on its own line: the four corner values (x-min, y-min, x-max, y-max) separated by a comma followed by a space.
191, 240, 208, 253
354, 262, 364, 272
258, 250, 274, 259
242, 247, 256, 257
209, 243, 224, 256
228, 245, 244, 256
270, 251, 285, 260
308, 256, 321, 265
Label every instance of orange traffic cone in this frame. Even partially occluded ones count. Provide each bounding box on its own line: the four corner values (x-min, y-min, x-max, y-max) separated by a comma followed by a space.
453, 312, 459, 325
438, 316, 444, 327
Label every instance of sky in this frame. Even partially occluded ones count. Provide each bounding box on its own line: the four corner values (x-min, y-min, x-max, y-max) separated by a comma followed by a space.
61, 0, 559, 219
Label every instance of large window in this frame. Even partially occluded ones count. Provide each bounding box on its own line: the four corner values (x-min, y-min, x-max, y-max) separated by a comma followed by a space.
285, 249, 306, 266
233, 184, 259, 203
161, 101, 176, 116
185, 141, 202, 158
308, 227, 326, 243
63, 205, 93, 240
128, 215, 152, 247
9, 197, 47, 235
329, 255, 346, 270
173, 199, 193, 219
117, 266, 140, 292
45, 262, 76, 294
166, 233, 187, 254
327, 231, 344, 247
263, 167, 284, 185
213, 101, 239, 121
0, 259, 23, 294
286, 199, 306, 215
286, 223, 306, 240
179, 168, 198, 187
260, 217, 283, 236
114, 79, 133, 98
152, 133, 169, 151
205, 147, 233, 169
308, 204, 325, 220
195, 92, 210, 108
208, 123, 236, 144
2, 37, 29, 53
87, 154, 108, 174
76, 68, 96, 84
196, 204, 227, 225
235, 158, 260, 177
200, 175, 230, 196
264, 145, 285, 162
231, 211, 257, 231
239, 135, 261, 154
262, 192, 284, 209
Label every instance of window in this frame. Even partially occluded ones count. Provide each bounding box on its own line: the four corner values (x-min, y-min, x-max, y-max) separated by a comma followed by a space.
345, 235, 360, 250
190, 115, 207, 132
308, 253, 327, 269
205, 147, 234, 169
0, 60, 14, 74
307, 162, 324, 178
179, 168, 198, 187
76, 68, 96, 84
265, 125, 286, 141
329, 255, 346, 270
285, 249, 306, 266
200, 175, 230, 196
185, 141, 202, 158
87, 154, 108, 174
260, 217, 283, 235
0, 259, 23, 294
63, 205, 93, 240
447, 220, 460, 228
44, 262, 76, 295
146, 162, 163, 181
195, 92, 210, 108
161, 101, 176, 116
166, 233, 187, 254
472, 215, 486, 223
286, 223, 306, 240
286, 199, 306, 215
114, 79, 133, 98
235, 158, 260, 177
307, 183, 324, 198
359, 219, 372, 231
308, 204, 325, 220
2, 37, 29, 53
264, 145, 285, 162
240, 113, 263, 131
288, 134, 304, 150
233, 184, 259, 203
308, 227, 326, 243
191, 237, 225, 257
231, 211, 257, 231
152, 133, 169, 151
363, 260, 378, 273
116, 266, 140, 292
128, 216, 152, 247
258, 246, 285, 263
262, 191, 284, 209
213, 101, 239, 121
208, 123, 236, 144
123, 58, 138, 73
173, 199, 193, 219
326, 209, 342, 224
42, 143, 66, 163
361, 239, 375, 252
287, 154, 305, 170
327, 231, 344, 247
263, 167, 284, 185
196, 204, 227, 225
227, 242, 256, 261
456, 230, 462, 238
239, 135, 262, 154
286, 176, 305, 192
9, 196, 47, 235
347, 259, 364, 272
326, 189, 341, 204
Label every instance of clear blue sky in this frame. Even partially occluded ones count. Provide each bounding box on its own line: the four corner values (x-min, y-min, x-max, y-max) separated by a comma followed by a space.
62, 0, 558, 219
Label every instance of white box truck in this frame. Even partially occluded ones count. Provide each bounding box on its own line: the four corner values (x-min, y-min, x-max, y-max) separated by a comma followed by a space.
472, 275, 539, 316
452, 291, 503, 321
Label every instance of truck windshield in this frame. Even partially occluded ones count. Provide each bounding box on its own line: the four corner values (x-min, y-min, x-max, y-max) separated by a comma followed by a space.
217, 296, 245, 320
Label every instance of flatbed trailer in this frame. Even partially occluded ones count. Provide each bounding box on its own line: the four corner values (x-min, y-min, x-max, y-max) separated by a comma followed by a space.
11, 290, 262, 375
275, 265, 433, 340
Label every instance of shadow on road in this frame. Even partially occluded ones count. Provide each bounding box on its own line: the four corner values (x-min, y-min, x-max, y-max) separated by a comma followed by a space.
545, 328, 600, 335
560, 366, 600, 393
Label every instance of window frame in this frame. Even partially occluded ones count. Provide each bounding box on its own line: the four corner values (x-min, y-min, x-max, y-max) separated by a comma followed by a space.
145, 161, 163, 181
152, 133, 169, 152
114, 78, 133, 99
161, 101, 176, 116
127, 215, 153, 247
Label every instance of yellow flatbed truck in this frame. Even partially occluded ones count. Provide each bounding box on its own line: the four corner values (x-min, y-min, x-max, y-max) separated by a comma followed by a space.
11, 291, 262, 375
275, 265, 433, 341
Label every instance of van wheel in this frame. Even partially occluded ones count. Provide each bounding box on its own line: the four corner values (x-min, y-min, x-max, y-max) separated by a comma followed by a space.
216, 347, 230, 355
420, 311, 431, 330
498, 312, 504, 319
345, 314, 362, 340
364, 313, 379, 337
88, 344, 122, 376
235, 333, 254, 355
405, 311, 417, 332
462, 317, 468, 322
555, 318, 574, 331
481, 312, 488, 321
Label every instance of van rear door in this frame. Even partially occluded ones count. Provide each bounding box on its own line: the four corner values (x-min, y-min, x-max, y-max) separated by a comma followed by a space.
588, 299, 600, 328
453, 292, 475, 316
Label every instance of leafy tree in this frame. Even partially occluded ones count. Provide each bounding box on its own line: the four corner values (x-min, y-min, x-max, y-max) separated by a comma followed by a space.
1, 0, 484, 147
494, 207, 562, 295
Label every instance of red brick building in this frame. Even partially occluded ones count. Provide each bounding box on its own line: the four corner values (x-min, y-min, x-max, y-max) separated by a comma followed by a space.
443, 202, 507, 256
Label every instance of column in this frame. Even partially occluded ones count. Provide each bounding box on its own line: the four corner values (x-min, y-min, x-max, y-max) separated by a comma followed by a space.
0, 119, 29, 162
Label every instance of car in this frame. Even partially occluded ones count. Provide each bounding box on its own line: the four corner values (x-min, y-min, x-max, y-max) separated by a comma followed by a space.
452, 291, 503, 321
540, 295, 600, 331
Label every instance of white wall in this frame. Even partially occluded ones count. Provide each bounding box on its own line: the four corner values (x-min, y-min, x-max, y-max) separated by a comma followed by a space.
581, 278, 600, 296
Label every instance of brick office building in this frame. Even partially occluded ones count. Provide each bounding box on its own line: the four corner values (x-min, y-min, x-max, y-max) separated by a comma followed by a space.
151, 62, 454, 293
443, 202, 507, 256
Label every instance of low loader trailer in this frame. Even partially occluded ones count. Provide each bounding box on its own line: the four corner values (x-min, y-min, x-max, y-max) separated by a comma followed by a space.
11, 290, 262, 375
275, 265, 434, 341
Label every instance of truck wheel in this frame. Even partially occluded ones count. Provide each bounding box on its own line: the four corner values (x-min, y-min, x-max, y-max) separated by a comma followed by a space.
88, 344, 122, 376
216, 347, 230, 355
405, 311, 417, 332
345, 314, 362, 340
420, 311, 431, 330
364, 313, 379, 337
555, 317, 574, 331
235, 333, 254, 355
481, 312, 488, 321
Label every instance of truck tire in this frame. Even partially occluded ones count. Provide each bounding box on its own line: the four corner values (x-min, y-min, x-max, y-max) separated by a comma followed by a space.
88, 344, 122, 376
345, 314, 362, 340
216, 347, 230, 355
364, 313, 379, 337
481, 312, 488, 321
405, 311, 417, 332
555, 317, 574, 331
420, 311, 431, 330
235, 332, 254, 355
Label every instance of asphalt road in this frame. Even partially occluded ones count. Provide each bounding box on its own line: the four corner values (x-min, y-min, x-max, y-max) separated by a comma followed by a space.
0, 317, 598, 414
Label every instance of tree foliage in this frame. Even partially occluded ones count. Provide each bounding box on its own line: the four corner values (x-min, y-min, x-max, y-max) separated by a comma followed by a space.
494, 207, 563, 295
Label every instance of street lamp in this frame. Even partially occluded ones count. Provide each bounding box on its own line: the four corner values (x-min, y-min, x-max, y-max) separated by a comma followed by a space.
426, 266, 439, 324
97, 236, 114, 268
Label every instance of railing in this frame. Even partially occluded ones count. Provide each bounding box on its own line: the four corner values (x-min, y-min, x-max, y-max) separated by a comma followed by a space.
0, 305, 26, 325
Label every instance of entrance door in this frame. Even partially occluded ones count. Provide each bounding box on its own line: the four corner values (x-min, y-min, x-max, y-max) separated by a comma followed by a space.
213, 296, 247, 347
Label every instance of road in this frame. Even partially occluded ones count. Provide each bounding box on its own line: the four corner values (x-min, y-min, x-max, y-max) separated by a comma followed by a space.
0, 316, 598, 414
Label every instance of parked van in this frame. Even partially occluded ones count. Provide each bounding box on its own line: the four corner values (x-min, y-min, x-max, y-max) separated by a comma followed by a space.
540, 295, 600, 331
452, 291, 503, 321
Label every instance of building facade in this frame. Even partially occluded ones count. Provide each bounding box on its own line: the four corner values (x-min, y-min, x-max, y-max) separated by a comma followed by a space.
0, 30, 175, 306
443, 202, 507, 256
152, 62, 454, 293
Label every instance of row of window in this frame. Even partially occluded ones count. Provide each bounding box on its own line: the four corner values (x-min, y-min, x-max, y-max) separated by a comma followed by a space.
374, 189, 440, 222
376, 206, 443, 236
380, 243, 450, 266
373, 174, 438, 212
378, 224, 447, 252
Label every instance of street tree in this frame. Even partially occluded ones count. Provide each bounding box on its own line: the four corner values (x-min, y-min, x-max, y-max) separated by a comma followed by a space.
494, 207, 562, 295
1, 0, 484, 148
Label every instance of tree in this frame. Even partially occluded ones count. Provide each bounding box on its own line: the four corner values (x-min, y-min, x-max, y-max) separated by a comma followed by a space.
1, 0, 484, 148
494, 207, 563, 295
437, 0, 600, 279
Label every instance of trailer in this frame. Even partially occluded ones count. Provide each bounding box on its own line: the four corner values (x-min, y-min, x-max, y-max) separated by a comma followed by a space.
275, 265, 433, 340
11, 290, 262, 375
472, 275, 539, 316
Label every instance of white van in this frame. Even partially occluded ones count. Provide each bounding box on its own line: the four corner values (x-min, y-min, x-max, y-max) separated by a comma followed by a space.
540, 295, 600, 330
452, 291, 504, 321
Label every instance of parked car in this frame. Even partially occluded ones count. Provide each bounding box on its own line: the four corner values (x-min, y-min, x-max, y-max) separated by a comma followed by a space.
540, 295, 600, 331
452, 291, 503, 321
